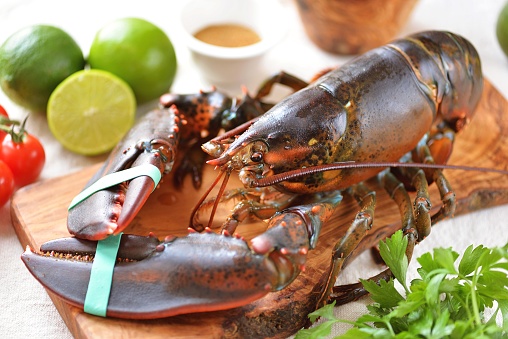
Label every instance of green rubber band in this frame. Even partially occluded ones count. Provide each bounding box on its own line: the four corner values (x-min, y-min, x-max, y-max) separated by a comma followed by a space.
83, 232, 123, 317
68, 164, 162, 210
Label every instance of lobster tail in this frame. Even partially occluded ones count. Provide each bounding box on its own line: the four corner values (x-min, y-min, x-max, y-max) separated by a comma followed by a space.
389, 31, 483, 132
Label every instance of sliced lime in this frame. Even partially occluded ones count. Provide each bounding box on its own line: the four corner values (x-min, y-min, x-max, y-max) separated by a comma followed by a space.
47, 69, 136, 156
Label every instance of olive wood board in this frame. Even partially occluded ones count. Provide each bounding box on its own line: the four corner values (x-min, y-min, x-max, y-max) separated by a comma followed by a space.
10, 79, 508, 339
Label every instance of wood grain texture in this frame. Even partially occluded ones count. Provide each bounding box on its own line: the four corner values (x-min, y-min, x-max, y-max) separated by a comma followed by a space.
11, 79, 508, 338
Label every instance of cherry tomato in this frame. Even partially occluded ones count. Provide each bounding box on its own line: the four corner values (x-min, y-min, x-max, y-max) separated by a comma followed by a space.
0, 160, 14, 207
0, 105, 9, 140
0, 105, 7, 118
1, 132, 45, 188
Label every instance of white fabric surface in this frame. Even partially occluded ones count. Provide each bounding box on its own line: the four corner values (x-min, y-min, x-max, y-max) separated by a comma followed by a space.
1, 0, 508, 338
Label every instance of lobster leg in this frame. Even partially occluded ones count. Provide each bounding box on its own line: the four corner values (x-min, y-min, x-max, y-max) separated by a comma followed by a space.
172, 143, 209, 189
431, 171, 456, 223
330, 230, 417, 305
327, 136, 456, 307
192, 186, 298, 234
316, 183, 376, 309
407, 168, 433, 238
379, 170, 425, 253
67, 107, 180, 240
330, 269, 393, 305
380, 170, 417, 233
328, 173, 422, 306
220, 191, 297, 235
254, 71, 309, 102
381, 169, 433, 241
414, 128, 458, 224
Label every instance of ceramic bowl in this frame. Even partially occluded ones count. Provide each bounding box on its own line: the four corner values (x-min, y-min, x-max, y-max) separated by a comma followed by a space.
179, 0, 286, 86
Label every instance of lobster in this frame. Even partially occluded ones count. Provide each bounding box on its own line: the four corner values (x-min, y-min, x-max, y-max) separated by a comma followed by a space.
21, 30, 500, 330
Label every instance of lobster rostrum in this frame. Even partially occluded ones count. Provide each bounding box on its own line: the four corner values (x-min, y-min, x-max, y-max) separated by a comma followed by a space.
22, 31, 496, 322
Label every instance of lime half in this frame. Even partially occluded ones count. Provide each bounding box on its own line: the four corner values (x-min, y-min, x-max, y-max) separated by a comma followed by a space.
47, 69, 136, 156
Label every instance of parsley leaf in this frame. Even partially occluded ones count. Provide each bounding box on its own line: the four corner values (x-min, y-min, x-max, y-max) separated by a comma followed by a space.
378, 229, 409, 293
361, 278, 404, 308
295, 302, 343, 339
297, 230, 508, 338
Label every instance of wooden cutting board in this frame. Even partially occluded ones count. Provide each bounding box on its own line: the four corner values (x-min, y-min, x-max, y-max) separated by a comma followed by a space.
11, 79, 508, 339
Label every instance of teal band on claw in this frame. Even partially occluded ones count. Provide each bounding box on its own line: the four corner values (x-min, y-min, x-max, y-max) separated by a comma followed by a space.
68, 164, 162, 210
83, 232, 123, 317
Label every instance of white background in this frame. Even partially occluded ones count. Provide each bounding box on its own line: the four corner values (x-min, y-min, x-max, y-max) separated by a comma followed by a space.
1, 0, 508, 337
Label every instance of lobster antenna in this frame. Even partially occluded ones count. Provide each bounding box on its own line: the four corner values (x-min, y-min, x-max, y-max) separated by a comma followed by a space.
189, 169, 226, 230
251, 161, 508, 187
209, 117, 258, 144
206, 168, 232, 230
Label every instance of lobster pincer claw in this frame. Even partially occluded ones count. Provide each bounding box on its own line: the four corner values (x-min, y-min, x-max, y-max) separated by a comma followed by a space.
67, 107, 180, 241
21, 233, 281, 319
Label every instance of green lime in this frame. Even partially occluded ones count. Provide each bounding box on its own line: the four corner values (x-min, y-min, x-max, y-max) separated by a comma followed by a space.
47, 69, 136, 156
498, 3, 508, 58
88, 18, 177, 104
0, 25, 85, 113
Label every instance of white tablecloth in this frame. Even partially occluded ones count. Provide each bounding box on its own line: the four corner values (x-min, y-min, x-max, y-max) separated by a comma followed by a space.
1, 0, 508, 338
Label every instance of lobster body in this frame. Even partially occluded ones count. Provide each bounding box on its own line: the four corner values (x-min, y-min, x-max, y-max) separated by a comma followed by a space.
208, 31, 483, 194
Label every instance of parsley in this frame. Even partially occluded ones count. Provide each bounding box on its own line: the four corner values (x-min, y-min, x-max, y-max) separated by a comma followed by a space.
296, 230, 508, 338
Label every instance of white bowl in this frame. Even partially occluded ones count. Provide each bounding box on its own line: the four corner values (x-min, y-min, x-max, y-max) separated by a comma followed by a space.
180, 0, 286, 86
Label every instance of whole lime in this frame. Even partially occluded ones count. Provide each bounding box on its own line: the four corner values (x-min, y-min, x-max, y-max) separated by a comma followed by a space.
88, 18, 177, 104
0, 25, 85, 113
497, 2, 508, 58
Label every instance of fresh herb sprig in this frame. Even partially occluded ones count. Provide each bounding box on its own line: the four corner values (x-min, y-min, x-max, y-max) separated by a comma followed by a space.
296, 230, 508, 338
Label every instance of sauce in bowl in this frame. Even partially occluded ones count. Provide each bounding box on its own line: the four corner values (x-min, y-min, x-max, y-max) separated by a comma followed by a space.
194, 24, 261, 47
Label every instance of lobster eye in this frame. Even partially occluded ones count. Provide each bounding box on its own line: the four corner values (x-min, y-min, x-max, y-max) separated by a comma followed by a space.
250, 152, 263, 162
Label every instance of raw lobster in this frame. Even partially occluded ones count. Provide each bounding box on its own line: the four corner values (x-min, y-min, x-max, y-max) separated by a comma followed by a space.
22, 31, 498, 330
193, 30, 484, 308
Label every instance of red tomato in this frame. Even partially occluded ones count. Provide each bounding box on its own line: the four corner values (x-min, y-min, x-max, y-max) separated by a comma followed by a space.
0, 160, 14, 207
0, 105, 8, 118
0, 105, 9, 140
1, 132, 45, 188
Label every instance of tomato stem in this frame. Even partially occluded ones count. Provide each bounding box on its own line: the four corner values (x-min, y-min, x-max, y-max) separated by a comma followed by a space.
0, 115, 20, 129
0, 116, 27, 143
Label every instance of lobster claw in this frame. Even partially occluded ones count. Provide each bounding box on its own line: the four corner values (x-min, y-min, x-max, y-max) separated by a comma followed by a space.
67, 108, 180, 240
21, 233, 279, 319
